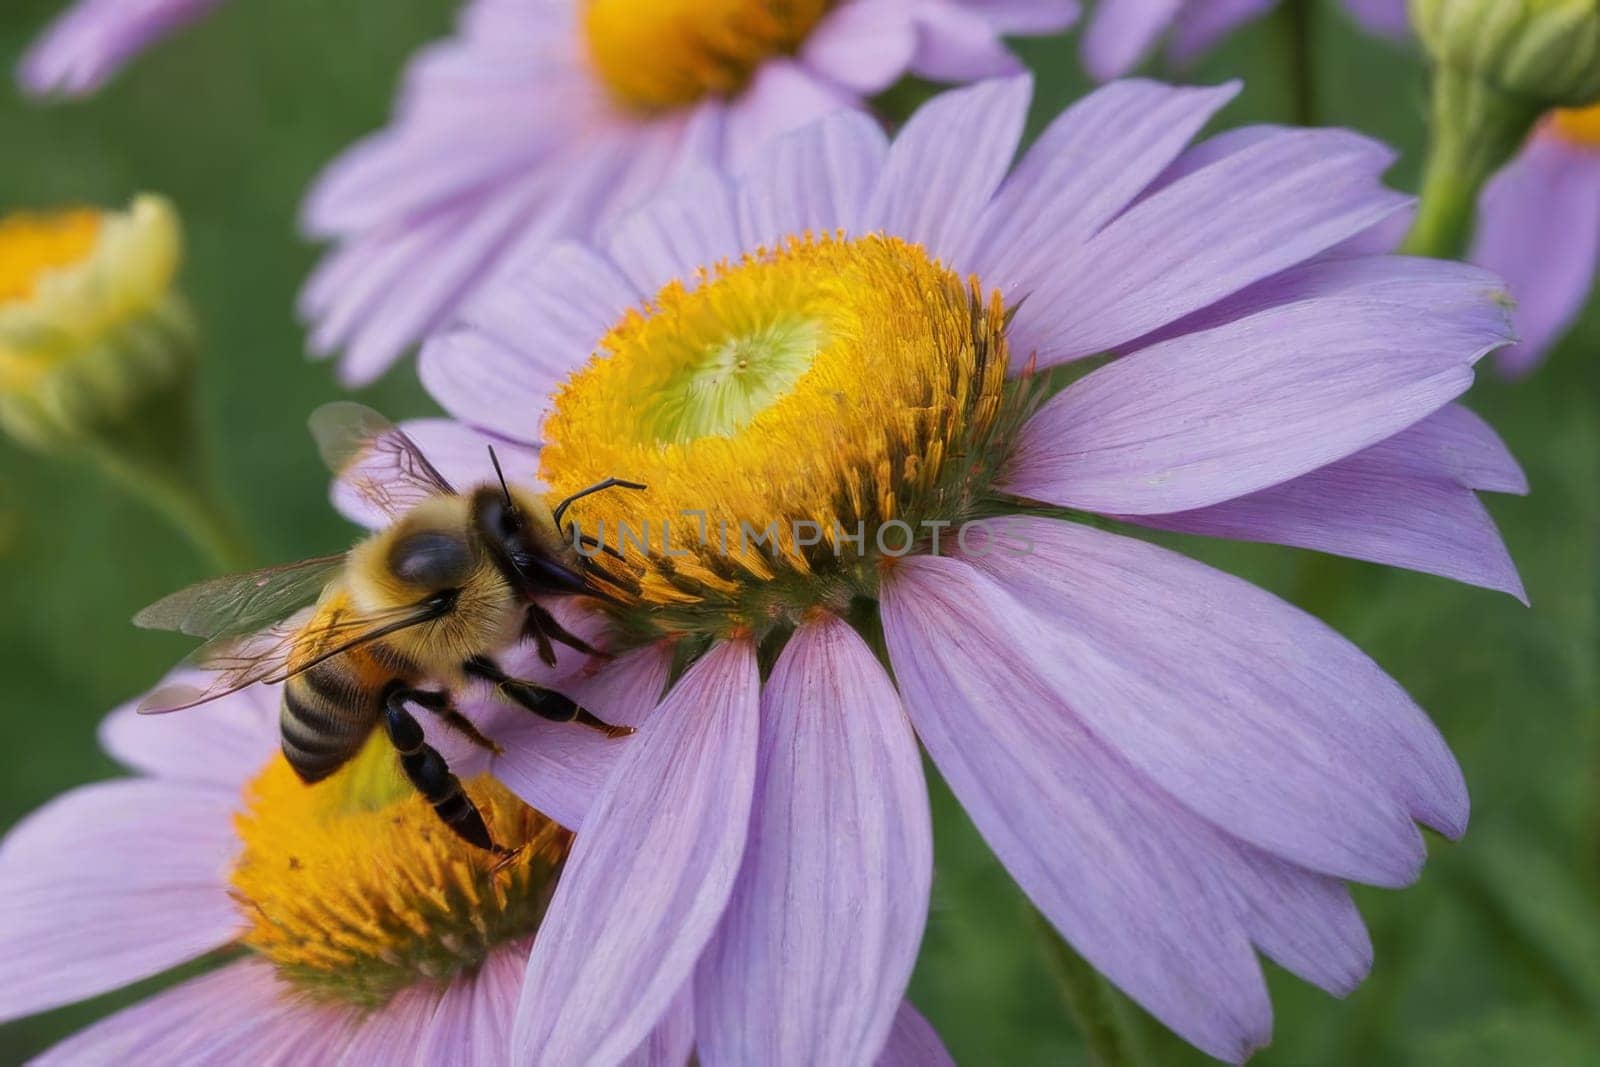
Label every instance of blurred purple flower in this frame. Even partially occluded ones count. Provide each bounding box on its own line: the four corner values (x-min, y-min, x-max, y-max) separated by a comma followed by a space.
17, 0, 226, 98
298, 0, 1079, 385
1471, 109, 1600, 377
1082, 0, 1408, 81
417, 76, 1527, 1063
0, 667, 950, 1063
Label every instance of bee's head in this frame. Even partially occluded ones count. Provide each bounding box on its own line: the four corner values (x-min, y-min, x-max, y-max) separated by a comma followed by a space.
471, 449, 587, 597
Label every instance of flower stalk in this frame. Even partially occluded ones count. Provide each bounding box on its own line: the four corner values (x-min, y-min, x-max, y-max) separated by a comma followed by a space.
1035, 910, 1141, 1067
0, 196, 252, 570
84, 418, 253, 573
85, 296, 253, 570
1281, 0, 1319, 128
1404, 67, 1543, 258
1406, 0, 1600, 257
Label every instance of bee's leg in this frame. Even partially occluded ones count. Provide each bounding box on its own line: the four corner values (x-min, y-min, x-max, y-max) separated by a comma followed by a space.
521, 611, 559, 669
383, 683, 510, 856
462, 656, 635, 737
572, 709, 636, 738
407, 688, 503, 755
524, 600, 611, 660
434, 709, 505, 755
463, 655, 573, 719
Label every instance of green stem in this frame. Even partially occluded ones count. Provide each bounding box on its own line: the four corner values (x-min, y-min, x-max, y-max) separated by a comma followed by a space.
1404, 66, 1543, 259
1034, 910, 1140, 1067
91, 446, 254, 571
1282, 0, 1318, 127
1405, 152, 1481, 260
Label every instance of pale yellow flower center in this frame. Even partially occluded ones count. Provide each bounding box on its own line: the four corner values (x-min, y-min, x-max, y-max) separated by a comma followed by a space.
0, 209, 101, 304
540, 233, 1027, 636
583, 0, 834, 112
230, 736, 569, 1008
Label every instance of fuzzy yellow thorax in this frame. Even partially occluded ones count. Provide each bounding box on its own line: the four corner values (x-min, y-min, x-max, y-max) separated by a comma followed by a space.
583, 0, 833, 111
540, 233, 1031, 638
230, 736, 569, 1008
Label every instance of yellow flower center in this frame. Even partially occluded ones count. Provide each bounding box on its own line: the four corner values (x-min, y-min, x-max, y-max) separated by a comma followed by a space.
230, 736, 569, 1008
1551, 102, 1600, 145
541, 233, 1027, 637
583, 0, 834, 112
0, 209, 101, 304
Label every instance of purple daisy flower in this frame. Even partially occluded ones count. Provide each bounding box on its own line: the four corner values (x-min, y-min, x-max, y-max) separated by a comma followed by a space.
298, 0, 1080, 386
412, 76, 1527, 1062
0, 659, 949, 1063
17, 0, 226, 98
1470, 105, 1600, 377
1081, 0, 1408, 81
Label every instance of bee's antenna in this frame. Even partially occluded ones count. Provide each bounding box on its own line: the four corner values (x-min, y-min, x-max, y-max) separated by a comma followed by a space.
552, 477, 648, 528
486, 445, 515, 509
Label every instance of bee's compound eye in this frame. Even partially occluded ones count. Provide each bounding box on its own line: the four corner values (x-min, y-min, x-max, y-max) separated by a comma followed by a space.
389, 531, 471, 589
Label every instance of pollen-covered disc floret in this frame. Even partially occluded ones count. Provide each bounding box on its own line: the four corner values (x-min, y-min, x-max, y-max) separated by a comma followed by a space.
584, 0, 833, 112
230, 738, 569, 1009
541, 233, 1033, 637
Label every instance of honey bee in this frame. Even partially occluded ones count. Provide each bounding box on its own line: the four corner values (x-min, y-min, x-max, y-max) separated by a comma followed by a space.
134, 403, 645, 856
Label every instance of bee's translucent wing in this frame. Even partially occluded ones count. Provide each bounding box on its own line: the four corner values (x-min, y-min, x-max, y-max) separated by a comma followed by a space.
138, 611, 314, 713
133, 555, 348, 640
310, 402, 457, 522
137, 597, 454, 714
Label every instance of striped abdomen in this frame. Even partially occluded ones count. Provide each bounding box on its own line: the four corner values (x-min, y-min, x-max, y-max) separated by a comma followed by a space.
280, 660, 377, 783
280, 594, 420, 783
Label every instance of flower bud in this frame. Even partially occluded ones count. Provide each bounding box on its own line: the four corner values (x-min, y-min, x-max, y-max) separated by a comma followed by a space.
1404, 0, 1600, 256
0, 195, 248, 567
1411, 0, 1600, 110
0, 194, 195, 452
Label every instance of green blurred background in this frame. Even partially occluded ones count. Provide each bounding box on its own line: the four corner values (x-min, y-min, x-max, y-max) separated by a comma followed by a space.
0, 0, 1595, 1062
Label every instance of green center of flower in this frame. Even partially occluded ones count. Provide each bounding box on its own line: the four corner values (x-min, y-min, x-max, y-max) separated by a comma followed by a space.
539, 233, 1038, 640
638, 316, 824, 445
